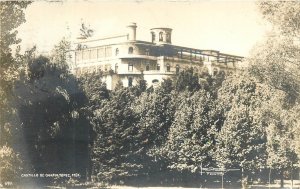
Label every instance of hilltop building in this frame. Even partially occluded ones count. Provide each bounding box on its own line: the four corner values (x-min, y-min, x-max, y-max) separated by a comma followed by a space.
67, 23, 243, 90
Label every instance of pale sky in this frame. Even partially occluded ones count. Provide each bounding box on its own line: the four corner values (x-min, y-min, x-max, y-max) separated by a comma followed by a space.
17, 0, 271, 56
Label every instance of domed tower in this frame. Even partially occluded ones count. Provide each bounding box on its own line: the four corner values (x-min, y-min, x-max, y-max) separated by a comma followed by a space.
127, 22, 137, 41
150, 27, 172, 44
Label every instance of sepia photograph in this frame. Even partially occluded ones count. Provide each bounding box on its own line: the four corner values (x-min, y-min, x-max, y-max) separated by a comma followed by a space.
0, 0, 300, 188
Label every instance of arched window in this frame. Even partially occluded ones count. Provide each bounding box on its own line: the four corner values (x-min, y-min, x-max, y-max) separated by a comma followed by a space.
159, 32, 163, 42
115, 48, 119, 56
157, 63, 160, 71
166, 33, 170, 43
151, 32, 155, 43
166, 64, 170, 72
128, 47, 133, 54
152, 79, 159, 84
128, 77, 133, 87
115, 63, 118, 73
128, 63, 133, 72
176, 65, 180, 74
146, 64, 150, 71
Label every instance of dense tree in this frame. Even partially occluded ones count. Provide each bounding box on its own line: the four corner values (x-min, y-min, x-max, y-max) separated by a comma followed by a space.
262, 93, 299, 187
0, 146, 22, 186
0, 1, 31, 144
248, 37, 300, 106
7, 36, 90, 184
291, 105, 300, 161
88, 68, 230, 185
249, 1, 300, 105
79, 72, 109, 108
91, 87, 140, 182
159, 78, 174, 94
161, 90, 217, 172
214, 72, 298, 188
0, 1, 31, 57
0, 1, 31, 90
90, 78, 176, 183
174, 68, 200, 92
214, 74, 271, 187
14, 54, 90, 181
0, 1, 31, 186
258, 1, 300, 37
248, 2, 300, 187
131, 82, 175, 179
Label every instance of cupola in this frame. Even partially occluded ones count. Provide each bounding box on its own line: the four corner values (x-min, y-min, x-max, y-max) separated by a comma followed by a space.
150, 27, 172, 44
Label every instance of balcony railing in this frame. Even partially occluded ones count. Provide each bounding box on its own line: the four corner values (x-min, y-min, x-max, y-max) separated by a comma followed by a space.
117, 70, 142, 75
164, 55, 205, 64
118, 54, 157, 60
143, 70, 174, 75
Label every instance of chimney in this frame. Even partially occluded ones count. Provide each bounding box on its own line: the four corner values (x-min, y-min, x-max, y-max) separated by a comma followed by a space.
127, 22, 137, 41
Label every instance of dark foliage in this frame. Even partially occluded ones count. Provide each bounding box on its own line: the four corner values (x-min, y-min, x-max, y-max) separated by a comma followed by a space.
15, 55, 91, 184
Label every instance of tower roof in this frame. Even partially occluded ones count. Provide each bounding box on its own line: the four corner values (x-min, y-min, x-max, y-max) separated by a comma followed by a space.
150, 27, 172, 31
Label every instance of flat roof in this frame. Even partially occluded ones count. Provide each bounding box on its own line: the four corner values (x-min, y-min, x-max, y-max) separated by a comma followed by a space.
150, 28, 172, 30
73, 38, 243, 61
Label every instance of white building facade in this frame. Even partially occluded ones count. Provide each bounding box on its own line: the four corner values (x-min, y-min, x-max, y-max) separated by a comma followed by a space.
68, 23, 243, 90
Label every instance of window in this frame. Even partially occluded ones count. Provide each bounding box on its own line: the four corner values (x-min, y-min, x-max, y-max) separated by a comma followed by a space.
157, 63, 160, 71
105, 46, 112, 57
91, 49, 97, 59
115, 48, 119, 56
166, 64, 170, 72
128, 47, 133, 54
115, 63, 118, 73
128, 64, 133, 72
200, 56, 203, 62
97, 48, 105, 58
83, 50, 90, 60
152, 79, 159, 84
151, 32, 155, 43
146, 64, 150, 71
176, 65, 180, 74
159, 32, 163, 42
128, 77, 133, 87
166, 33, 170, 43
145, 49, 150, 56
